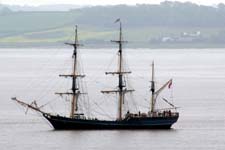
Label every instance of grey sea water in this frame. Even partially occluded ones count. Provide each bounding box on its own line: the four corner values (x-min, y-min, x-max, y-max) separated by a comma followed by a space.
1, 48, 225, 150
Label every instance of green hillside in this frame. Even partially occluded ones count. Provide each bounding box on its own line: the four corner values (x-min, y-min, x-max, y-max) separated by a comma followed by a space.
1, 2, 225, 48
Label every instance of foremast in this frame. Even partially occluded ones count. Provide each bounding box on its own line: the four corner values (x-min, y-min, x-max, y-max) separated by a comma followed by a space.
56, 25, 85, 118
102, 20, 134, 120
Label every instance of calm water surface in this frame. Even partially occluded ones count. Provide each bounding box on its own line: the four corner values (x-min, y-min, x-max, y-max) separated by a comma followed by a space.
1, 48, 225, 150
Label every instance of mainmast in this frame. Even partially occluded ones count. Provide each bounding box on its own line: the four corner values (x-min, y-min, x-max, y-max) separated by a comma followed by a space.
150, 61, 155, 113
56, 26, 85, 118
102, 19, 134, 120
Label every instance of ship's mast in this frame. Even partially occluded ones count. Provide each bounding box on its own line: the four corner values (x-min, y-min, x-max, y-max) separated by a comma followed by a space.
102, 20, 134, 120
56, 26, 85, 118
150, 62, 175, 113
118, 21, 124, 120
150, 61, 155, 113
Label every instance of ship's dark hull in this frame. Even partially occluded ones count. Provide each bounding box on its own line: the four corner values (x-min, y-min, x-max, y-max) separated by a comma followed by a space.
43, 113, 179, 130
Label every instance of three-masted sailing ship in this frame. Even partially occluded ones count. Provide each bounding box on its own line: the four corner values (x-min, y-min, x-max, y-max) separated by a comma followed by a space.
12, 21, 179, 129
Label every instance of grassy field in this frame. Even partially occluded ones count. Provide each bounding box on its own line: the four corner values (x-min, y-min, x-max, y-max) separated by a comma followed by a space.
0, 26, 223, 47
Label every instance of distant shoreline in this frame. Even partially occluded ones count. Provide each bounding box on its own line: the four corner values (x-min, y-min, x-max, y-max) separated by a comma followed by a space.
1, 43, 225, 49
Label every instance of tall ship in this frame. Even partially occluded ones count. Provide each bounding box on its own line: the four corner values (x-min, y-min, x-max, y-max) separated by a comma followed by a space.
12, 20, 179, 129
